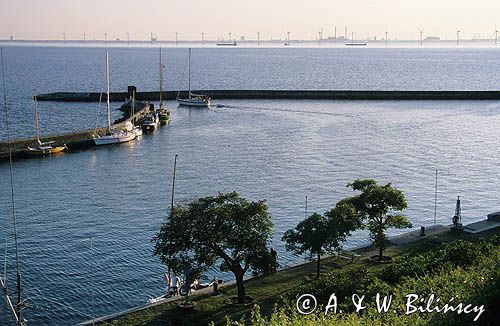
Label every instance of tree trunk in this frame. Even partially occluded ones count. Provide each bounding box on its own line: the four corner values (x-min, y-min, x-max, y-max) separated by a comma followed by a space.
316, 252, 321, 279
378, 243, 383, 261
235, 271, 246, 304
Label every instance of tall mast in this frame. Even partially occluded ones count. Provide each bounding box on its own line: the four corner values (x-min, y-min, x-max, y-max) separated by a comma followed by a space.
1, 47, 24, 326
159, 47, 164, 109
105, 50, 111, 132
188, 48, 191, 99
34, 95, 40, 144
170, 154, 178, 214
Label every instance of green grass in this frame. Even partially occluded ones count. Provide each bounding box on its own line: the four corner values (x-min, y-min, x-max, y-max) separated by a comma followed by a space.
110, 228, 499, 325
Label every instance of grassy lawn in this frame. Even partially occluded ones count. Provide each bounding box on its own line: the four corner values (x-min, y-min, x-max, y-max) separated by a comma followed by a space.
110, 227, 499, 325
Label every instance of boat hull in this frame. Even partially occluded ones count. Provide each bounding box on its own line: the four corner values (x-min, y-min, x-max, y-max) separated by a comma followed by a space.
177, 98, 211, 108
93, 132, 135, 145
24, 146, 66, 156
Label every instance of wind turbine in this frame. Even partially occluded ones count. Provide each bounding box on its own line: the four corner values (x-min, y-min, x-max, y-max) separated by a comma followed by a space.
201, 32, 205, 45
104, 32, 107, 45
418, 29, 424, 46
384, 30, 388, 46
175, 32, 178, 45
127, 32, 130, 45
257, 32, 260, 46
456, 29, 461, 46
495, 28, 499, 45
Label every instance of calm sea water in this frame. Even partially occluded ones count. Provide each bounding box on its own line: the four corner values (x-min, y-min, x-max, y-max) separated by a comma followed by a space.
1, 46, 500, 325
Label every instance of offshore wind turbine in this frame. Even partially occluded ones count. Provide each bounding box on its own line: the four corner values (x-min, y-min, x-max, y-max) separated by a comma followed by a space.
495, 28, 498, 45
384, 30, 388, 46
456, 28, 461, 46
127, 32, 130, 45
257, 32, 260, 46
201, 32, 204, 45
175, 32, 178, 45
418, 29, 424, 46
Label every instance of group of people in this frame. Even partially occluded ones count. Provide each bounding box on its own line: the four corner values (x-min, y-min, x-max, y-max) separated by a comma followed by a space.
163, 272, 183, 296
163, 273, 223, 297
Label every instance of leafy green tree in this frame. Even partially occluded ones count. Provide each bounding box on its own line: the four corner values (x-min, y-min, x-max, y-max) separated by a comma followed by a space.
344, 179, 411, 261
153, 192, 273, 304
282, 203, 361, 279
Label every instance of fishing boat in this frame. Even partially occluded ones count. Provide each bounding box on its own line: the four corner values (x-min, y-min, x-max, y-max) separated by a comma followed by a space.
156, 47, 171, 125
25, 95, 66, 156
93, 50, 136, 146
176, 48, 211, 108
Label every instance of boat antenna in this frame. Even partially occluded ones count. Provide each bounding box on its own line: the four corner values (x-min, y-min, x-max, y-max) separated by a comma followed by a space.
1, 47, 25, 326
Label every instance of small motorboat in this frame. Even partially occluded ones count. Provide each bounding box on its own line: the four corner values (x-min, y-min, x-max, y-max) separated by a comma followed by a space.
141, 111, 160, 131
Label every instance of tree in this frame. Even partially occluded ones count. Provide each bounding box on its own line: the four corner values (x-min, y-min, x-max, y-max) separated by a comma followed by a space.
282, 203, 361, 279
343, 179, 412, 261
153, 192, 273, 304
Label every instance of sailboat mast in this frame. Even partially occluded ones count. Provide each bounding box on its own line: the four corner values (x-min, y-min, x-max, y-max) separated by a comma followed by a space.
34, 95, 40, 144
105, 50, 111, 132
1, 47, 23, 326
159, 48, 164, 109
188, 48, 191, 100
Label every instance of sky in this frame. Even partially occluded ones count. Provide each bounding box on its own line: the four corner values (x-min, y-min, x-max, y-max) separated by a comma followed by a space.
1, 0, 500, 41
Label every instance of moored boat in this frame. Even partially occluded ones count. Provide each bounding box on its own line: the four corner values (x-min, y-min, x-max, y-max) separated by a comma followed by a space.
141, 111, 159, 131
157, 47, 171, 124
176, 48, 211, 108
25, 95, 67, 156
93, 50, 136, 146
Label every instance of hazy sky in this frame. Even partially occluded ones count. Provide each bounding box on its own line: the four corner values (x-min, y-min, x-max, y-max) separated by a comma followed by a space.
1, 0, 500, 40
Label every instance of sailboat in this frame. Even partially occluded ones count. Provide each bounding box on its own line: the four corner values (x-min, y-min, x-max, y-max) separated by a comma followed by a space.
24, 95, 66, 156
156, 48, 170, 125
93, 50, 136, 145
176, 48, 210, 108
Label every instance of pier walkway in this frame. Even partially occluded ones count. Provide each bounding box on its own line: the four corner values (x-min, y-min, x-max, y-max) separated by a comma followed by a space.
0, 103, 149, 159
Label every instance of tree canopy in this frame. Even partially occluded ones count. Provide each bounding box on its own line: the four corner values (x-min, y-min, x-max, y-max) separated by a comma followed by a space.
283, 202, 361, 279
153, 192, 273, 304
343, 179, 412, 260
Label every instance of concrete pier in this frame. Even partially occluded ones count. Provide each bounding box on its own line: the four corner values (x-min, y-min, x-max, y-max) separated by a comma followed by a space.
0, 103, 149, 159
37, 89, 500, 102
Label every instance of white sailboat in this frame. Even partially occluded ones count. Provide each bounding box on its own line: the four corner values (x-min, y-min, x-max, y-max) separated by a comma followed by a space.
93, 50, 136, 146
25, 95, 67, 155
176, 48, 210, 108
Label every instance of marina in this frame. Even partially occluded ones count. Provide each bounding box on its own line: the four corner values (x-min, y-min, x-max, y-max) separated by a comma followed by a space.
0, 45, 499, 325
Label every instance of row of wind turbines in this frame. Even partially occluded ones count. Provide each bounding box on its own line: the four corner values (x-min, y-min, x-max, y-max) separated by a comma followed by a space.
55, 28, 500, 45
